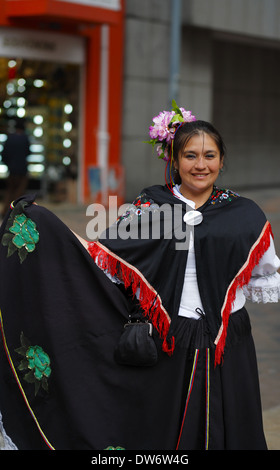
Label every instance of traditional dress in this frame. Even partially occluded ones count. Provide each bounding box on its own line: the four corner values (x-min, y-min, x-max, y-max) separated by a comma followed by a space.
0, 185, 279, 450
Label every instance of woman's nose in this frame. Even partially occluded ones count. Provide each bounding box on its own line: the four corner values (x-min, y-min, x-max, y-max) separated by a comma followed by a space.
194, 156, 206, 169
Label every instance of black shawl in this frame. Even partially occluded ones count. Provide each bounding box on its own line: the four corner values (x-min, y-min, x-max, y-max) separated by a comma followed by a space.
91, 184, 272, 365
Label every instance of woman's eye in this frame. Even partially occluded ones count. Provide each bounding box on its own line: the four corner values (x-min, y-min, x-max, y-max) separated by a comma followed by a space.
206, 154, 215, 159
185, 154, 196, 159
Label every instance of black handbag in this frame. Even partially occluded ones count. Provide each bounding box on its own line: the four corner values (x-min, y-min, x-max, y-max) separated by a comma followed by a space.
114, 319, 158, 367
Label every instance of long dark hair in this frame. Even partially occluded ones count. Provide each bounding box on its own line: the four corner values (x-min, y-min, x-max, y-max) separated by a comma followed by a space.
171, 120, 226, 184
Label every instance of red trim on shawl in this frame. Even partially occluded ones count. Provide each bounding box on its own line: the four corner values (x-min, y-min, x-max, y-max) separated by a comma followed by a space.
214, 221, 273, 366
88, 241, 175, 355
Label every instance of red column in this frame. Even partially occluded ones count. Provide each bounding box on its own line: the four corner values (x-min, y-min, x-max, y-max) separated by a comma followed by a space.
83, 26, 101, 203
83, 15, 125, 204
108, 16, 124, 167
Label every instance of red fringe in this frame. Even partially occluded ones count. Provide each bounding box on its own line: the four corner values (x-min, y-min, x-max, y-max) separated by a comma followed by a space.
88, 221, 273, 364
88, 241, 175, 356
214, 221, 273, 366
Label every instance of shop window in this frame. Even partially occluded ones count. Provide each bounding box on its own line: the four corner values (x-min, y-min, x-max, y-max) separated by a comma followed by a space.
0, 58, 80, 202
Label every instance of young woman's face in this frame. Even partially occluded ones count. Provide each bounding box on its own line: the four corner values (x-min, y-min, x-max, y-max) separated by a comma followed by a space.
175, 132, 224, 198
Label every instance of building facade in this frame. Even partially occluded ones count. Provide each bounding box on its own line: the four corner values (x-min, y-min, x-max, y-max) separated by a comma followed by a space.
0, 0, 280, 204
123, 0, 280, 201
0, 0, 124, 204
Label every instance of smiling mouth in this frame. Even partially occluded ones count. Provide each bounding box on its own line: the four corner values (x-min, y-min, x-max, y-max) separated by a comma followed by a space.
192, 174, 209, 178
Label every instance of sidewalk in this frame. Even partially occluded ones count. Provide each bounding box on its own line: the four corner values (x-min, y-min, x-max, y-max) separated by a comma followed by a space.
263, 406, 280, 450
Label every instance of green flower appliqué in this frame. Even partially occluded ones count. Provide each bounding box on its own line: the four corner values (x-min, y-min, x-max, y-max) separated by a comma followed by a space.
1, 201, 39, 263
10, 213, 39, 252
104, 446, 125, 450
16, 332, 51, 396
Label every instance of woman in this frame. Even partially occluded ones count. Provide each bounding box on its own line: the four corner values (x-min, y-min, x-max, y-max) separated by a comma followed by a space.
0, 103, 279, 450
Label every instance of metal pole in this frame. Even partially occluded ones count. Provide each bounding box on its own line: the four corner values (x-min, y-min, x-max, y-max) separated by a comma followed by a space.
169, 0, 182, 107
98, 25, 110, 206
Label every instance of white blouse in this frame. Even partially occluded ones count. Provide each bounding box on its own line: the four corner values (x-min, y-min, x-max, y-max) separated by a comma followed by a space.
173, 185, 280, 319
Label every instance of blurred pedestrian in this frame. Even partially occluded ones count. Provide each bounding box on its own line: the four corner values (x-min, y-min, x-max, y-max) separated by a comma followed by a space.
1, 119, 30, 218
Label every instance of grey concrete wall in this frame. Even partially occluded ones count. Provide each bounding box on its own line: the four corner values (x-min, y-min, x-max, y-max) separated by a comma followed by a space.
179, 27, 213, 122
121, 0, 280, 201
122, 1, 215, 201
212, 39, 280, 190
121, 0, 171, 201
183, 0, 280, 42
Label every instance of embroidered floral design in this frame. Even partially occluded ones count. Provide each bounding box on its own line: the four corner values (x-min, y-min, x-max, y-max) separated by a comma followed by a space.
209, 187, 239, 205
15, 332, 51, 396
116, 193, 159, 223
1, 200, 39, 263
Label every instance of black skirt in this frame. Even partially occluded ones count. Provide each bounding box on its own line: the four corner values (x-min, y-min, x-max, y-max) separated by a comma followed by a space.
0, 199, 267, 450
171, 309, 267, 450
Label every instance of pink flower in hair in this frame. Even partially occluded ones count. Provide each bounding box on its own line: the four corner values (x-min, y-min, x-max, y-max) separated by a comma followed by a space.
150, 111, 174, 143
146, 101, 196, 161
156, 145, 169, 161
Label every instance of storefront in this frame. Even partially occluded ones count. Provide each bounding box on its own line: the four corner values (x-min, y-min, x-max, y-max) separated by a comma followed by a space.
0, 0, 124, 204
